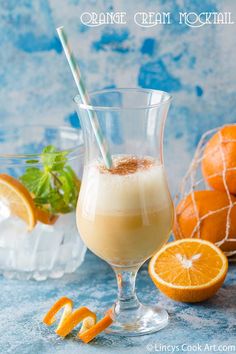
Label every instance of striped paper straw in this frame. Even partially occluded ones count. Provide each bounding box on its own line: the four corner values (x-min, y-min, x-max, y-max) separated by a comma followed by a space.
56, 26, 113, 169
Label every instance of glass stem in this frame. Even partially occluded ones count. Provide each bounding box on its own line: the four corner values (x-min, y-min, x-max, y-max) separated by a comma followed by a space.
113, 267, 141, 313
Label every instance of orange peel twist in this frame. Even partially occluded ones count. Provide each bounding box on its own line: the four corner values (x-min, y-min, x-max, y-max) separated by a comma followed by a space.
43, 296, 113, 343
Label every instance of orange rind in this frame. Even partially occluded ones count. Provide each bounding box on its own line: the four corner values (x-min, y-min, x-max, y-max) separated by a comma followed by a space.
36, 208, 59, 225
173, 190, 236, 252
78, 309, 113, 344
43, 296, 113, 343
202, 125, 236, 195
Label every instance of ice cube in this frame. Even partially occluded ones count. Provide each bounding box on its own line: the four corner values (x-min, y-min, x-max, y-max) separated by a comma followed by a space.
0, 199, 11, 221
25, 222, 64, 252
0, 209, 86, 276
27, 223, 65, 270
54, 212, 76, 232
0, 216, 28, 249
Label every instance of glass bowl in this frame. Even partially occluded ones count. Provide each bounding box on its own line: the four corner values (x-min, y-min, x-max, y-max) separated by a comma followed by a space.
0, 125, 86, 280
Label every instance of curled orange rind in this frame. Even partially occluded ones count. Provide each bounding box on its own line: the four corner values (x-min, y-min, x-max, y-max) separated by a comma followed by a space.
43, 296, 113, 343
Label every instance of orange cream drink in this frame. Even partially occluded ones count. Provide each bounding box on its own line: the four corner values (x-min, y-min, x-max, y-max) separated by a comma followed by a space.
77, 155, 174, 269
74, 88, 173, 335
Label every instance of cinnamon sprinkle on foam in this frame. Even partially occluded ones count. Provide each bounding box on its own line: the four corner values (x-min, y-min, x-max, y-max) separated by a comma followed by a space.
99, 156, 154, 175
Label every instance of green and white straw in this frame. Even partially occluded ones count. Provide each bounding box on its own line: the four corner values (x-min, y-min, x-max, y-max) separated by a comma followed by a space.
56, 26, 113, 169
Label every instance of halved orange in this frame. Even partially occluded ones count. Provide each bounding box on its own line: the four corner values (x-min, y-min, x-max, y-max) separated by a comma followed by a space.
0, 174, 36, 230
149, 239, 228, 303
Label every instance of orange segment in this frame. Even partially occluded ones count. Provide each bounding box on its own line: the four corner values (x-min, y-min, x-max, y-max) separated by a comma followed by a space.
36, 208, 59, 225
43, 296, 113, 343
0, 174, 36, 230
149, 239, 228, 303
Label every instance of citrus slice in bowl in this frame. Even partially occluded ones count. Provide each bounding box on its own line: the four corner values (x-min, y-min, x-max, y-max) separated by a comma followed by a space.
0, 174, 36, 230
149, 239, 228, 303
35, 208, 58, 225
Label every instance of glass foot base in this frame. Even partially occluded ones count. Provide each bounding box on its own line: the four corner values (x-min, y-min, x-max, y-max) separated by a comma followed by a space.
105, 304, 168, 336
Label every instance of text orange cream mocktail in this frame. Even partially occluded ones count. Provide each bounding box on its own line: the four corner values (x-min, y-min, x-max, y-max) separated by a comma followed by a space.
77, 156, 174, 268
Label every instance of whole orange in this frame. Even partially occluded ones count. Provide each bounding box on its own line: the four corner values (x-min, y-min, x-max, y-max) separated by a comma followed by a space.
173, 190, 236, 252
202, 125, 236, 194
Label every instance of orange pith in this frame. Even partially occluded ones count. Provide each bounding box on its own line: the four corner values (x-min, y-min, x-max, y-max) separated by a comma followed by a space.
149, 239, 228, 303
0, 174, 36, 230
43, 296, 113, 343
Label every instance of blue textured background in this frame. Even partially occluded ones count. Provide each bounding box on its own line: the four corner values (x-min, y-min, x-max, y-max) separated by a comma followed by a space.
1, 0, 236, 191
0, 252, 235, 353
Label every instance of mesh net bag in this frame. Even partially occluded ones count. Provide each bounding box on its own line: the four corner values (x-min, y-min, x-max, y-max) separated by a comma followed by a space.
174, 124, 236, 258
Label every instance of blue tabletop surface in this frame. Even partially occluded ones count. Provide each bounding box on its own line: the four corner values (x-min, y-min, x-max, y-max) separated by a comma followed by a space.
0, 250, 235, 354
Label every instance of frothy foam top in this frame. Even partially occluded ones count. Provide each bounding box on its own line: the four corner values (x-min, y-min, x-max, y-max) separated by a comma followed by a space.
79, 155, 171, 216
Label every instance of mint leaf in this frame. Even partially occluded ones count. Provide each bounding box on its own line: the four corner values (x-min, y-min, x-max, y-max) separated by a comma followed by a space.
34, 173, 51, 198
57, 169, 78, 209
19, 145, 80, 215
43, 145, 56, 153
26, 159, 39, 164
20, 168, 44, 194
47, 190, 71, 214
41, 145, 67, 171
